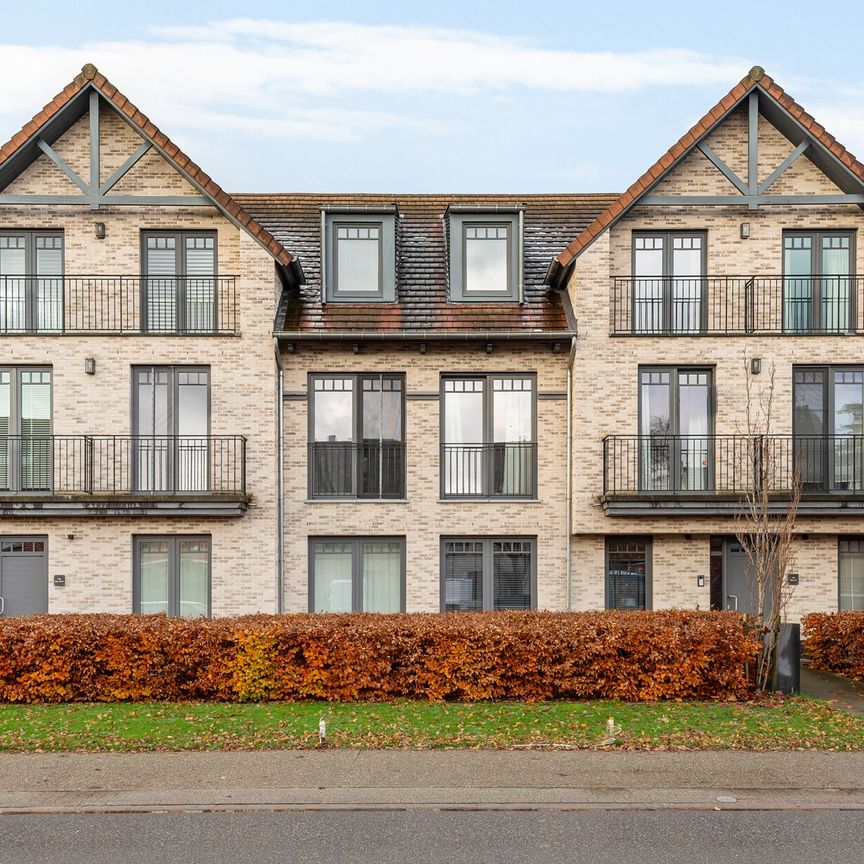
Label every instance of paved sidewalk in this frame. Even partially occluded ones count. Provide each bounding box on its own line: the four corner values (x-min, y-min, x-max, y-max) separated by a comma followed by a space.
2, 751, 864, 813
800, 665, 864, 715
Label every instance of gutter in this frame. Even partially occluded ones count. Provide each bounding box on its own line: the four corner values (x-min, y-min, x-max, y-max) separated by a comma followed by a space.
273, 329, 576, 343
273, 337, 285, 614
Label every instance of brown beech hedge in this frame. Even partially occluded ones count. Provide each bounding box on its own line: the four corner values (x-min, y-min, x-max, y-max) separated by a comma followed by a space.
803, 612, 864, 681
0, 611, 758, 703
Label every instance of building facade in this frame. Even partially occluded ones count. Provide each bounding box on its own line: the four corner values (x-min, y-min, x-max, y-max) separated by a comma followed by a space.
1, 64, 862, 619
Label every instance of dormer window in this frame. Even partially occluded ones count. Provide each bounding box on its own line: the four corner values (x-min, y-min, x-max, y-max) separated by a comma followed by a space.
323, 210, 396, 302
448, 210, 522, 302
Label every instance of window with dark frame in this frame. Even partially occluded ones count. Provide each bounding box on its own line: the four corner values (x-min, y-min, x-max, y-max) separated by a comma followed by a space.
309, 537, 405, 613
0, 231, 63, 333
309, 373, 405, 499
143, 230, 217, 332
442, 537, 535, 612
839, 538, 864, 611
441, 374, 536, 498
0, 367, 52, 492
323, 212, 396, 302
448, 211, 521, 302
606, 538, 651, 610
134, 535, 210, 618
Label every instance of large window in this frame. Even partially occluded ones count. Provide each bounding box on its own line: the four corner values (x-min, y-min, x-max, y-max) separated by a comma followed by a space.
794, 366, 864, 491
632, 232, 705, 333
639, 367, 712, 492
839, 538, 864, 611
448, 211, 521, 301
0, 367, 51, 492
143, 231, 216, 332
784, 231, 854, 332
441, 375, 536, 498
309, 373, 405, 499
323, 212, 396, 302
442, 538, 536, 611
133, 536, 210, 617
309, 537, 404, 613
133, 366, 209, 493
606, 537, 652, 610
0, 231, 63, 333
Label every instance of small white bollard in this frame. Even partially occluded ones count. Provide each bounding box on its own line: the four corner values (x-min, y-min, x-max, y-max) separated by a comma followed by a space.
318, 718, 327, 745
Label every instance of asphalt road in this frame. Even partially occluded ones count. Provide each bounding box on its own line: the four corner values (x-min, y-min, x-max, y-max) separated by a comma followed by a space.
2, 810, 861, 864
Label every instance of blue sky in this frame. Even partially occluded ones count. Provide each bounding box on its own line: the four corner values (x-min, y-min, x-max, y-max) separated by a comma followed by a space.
1, 1, 862, 193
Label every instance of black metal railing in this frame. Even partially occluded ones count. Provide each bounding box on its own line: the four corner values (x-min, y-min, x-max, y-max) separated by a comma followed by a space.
0, 435, 246, 495
441, 443, 537, 498
603, 434, 864, 496
0, 275, 238, 334
610, 276, 864, 335
309, 442, 406, 499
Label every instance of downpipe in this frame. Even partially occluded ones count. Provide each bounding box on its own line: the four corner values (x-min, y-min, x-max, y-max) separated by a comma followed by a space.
566, 335, 576, 610
274, 338, 285, 614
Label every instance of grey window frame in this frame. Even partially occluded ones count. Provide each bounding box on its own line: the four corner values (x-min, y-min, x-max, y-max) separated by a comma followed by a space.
439, 372, 538, 500
140, 229, 219, 332
605, 536, 653, 610
0, 229, 65, 332
132, 534, 212, 617
307, 536, 406, 612
448, 211, 522, 302
0, 366, 53, 493
307, 372, 406, 500
838, 537, 864, 611
439, 536, 538, 612
322, 212, 396, 302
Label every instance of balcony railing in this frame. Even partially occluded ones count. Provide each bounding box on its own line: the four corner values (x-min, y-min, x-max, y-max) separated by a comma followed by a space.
610, 276, 864, 335
0, 435, 246, 496
309, 442, 406, 499
441, 443, 537, 498
603, 434, 864, 496
0, 275, 238, 334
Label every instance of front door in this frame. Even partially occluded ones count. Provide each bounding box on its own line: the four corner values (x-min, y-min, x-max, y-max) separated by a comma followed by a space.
723, 538, 776, 618
0, 537, 48, 616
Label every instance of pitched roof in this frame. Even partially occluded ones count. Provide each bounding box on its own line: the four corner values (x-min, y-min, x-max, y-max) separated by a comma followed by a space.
555, 66, 864, 270
0, 64, 294, 267
235, 192, 617, 337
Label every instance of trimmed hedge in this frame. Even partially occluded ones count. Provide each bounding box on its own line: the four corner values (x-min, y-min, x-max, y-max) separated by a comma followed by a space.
803, 612, 864, 681
0, 611, 758, 703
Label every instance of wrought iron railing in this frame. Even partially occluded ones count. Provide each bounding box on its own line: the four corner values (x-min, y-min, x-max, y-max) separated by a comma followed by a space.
441, 443, 537, 498
603, 434, 864, 496
0, 275, 238, 334
610, 275, 864, 335
0, 435, 246, 495
308, 442, 406, 499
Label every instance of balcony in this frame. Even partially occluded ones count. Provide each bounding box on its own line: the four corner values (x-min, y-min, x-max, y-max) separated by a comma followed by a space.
610, 276, 864, 335
0, 435, 247, 516
308, 442, 406, 500
0, 275, 238, 334
603, 434, 864, 515
441, 443, 537, 499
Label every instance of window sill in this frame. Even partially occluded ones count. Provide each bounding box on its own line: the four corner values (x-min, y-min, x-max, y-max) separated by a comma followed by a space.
304, 498, 409, 504
438, 497, 542, 504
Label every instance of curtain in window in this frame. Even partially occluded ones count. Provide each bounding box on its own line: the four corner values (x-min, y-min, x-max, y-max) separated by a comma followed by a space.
443, 541, 483, 611
179, 540, 209, 618
313, 542, 353, 612
139, 540, 170, 615
176, 370, 209, 492
0, 372, 10, 490
184, 236, 215, 332
0, 236, 26, 332
832, 370, 863, 491
312, 379, 354, 496
821, 236, 851, 332
493, 379, 533, 495
633, 237, 663, 333
443, 381, 484, 495
839, 541, 864, 611
19, 370, 51, 491
35, 236, 63, 332
639, 371, 671, 491
677, 372, 710, 491
146, 236, 178, 331
671, 237, 703, 333
362, 541, 401, 612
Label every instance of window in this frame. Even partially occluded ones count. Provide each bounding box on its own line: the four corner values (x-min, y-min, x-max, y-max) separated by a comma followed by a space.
134, 536, 210, 617
323, 212, 396, 302
0, 231, 63, 332
309, 374, 405, 499
309, 537, 404, 612
0, 367, 51, 492
793, 366, 864, 491
448, 211, 521, 301
441, 375, 536, 498
632, 232, 705, 333
606, 538, 652, 610
442, 538, 536, 611
142, 231, 217, 332
133, 366, 209, 493
839, 538, 864, 611
784, 231, 854, 332
638, 367, 712, 492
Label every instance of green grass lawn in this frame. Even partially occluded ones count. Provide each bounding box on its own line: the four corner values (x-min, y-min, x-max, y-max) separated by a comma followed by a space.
0, 697, 862, 751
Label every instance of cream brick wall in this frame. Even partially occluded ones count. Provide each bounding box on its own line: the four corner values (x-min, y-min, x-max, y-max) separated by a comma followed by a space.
566, 103, 864, 615
0, 100, 280, 615
281, 342, 569, 612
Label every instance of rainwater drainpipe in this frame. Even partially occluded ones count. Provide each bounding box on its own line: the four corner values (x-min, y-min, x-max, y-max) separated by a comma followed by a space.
566, 334, 576, 610
274, 337, 285, 614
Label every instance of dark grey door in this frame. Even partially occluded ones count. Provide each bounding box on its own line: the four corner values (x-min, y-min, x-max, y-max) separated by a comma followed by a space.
0, 537, 48, 616
724, 539, 776, 618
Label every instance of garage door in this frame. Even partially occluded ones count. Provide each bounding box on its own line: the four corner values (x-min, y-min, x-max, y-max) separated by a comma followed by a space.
0, 537, 48, 617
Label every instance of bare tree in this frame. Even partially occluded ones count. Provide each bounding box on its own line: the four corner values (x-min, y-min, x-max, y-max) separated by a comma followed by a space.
734, 356, 802, 691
